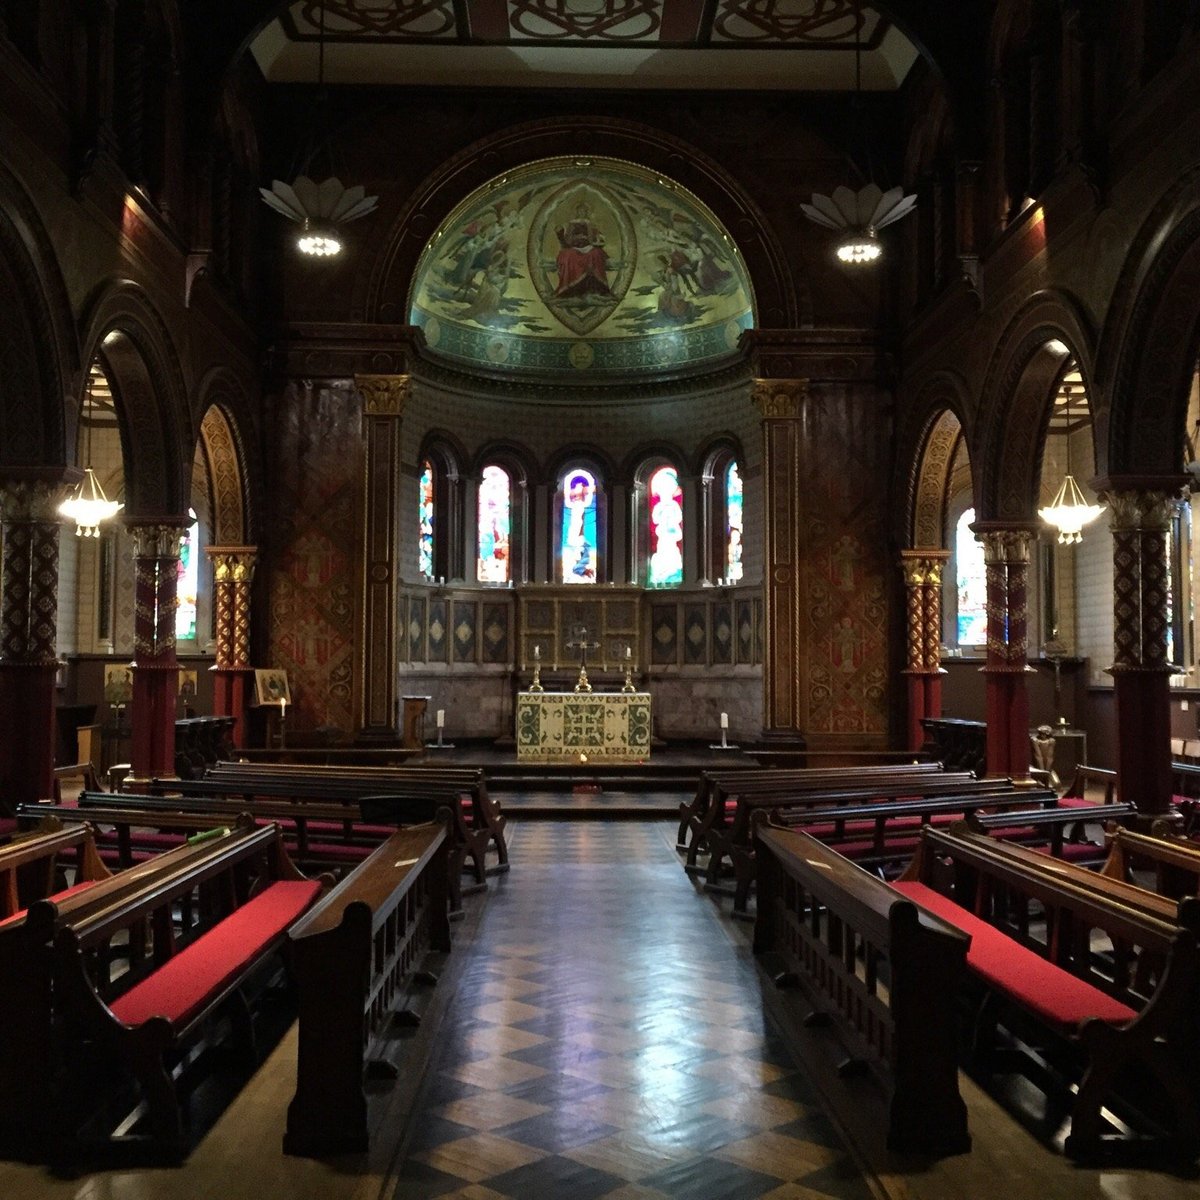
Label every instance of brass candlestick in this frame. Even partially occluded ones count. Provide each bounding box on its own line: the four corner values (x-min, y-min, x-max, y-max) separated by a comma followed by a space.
529, 645, 544, 692
621, 646, 636, 693
575, 663, 592, 693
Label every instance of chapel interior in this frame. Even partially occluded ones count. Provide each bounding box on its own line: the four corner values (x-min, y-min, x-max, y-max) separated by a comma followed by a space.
4, 2, 1200, 1199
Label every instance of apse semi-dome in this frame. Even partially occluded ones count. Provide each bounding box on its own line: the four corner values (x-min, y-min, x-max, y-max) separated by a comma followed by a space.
408, 156, 756, 378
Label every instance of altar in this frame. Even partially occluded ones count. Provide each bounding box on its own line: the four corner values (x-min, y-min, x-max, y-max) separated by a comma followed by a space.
515, 691, 652, 763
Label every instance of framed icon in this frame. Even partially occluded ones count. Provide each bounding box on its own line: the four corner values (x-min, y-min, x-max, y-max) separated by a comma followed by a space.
254, 668, 291, 707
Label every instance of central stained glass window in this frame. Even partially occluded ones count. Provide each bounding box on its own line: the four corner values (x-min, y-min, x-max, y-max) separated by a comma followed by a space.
478, 464, 511, 583
647, 465, 683, 586
560, 469, 598, 583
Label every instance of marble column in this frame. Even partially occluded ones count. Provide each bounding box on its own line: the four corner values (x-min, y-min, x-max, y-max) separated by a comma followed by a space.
1104, 487, 1178, 816
900, 550, 949, 751
128, 521, 187, 784
354, 373, 407, 741
752, 378, 806, 742
976, 525, 1037, 780
0, 477, 70, 811
206, 545, 257, 747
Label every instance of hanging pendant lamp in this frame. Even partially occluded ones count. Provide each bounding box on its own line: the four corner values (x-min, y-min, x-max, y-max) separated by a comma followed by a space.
60, 367, 123, 537
259, 1, 377, 258
1039, 380, 1104, 543
800, 2, 916, 265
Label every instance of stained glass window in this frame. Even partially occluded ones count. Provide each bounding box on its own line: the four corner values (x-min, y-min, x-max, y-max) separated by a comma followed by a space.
419, 460, 434, 579
176, 509, 199, 641
478, 464, 511, 583
726, 461, 744, 582
956, 508, 987, 645
560, 469, 598, 584
647, 465, 684, 587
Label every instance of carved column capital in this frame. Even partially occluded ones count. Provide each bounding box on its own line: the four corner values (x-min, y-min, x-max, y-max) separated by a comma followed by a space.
752, 378, 808, 420
899, 549, 950, 587
355, 373, 410, 417
128, 521, 188, 560
206, 545, 258, 584
1103, 489, 1178, 533
977, 527, 1035, 566
0, 477, 73, 523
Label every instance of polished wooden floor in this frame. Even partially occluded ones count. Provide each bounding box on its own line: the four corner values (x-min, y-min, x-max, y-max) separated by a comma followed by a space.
3, 814, 1198, 1199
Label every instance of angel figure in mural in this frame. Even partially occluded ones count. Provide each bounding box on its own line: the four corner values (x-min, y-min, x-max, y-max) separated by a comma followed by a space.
832, 616, 864, 674
554, 201, 612, 299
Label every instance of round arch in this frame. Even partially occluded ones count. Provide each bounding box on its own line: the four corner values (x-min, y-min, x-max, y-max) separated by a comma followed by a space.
363, 116, 799, 333
1097, 168, 1200, 478
80, 280, 190, 517
197, 399, 252, 546
975, 290, 1096, 522
0, 160, 79, 469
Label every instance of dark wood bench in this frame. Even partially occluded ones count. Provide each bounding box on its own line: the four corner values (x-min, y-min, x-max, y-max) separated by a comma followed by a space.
970, 801, 1137, 863
753, 825, 970, 1156
285, 824, 451, 1156
677, 761, 943, 850
208, 762, 508, 872
0, 818, 263, 1150
53, 822, 325, 1149
1101, 825, 1200, 900
0, 817, 110, 919
698, 775, 1020, 886
894, 823, 1200, 1159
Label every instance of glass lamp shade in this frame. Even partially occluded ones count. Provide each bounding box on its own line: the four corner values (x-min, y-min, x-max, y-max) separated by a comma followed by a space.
297, 220, 341, 257
836, 229, 882, 264
1039, 473, 1104, 544
59, 468, 123, 537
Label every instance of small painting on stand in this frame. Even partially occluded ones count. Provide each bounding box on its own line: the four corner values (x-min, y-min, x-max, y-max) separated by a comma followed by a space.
254, 668, 291, 707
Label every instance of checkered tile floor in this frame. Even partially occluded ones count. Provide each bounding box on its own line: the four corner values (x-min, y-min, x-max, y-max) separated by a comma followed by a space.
394, 821, 876, 1199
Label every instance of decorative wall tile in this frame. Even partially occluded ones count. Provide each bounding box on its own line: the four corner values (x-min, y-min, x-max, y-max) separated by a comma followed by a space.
428, 596, 448, 662
452, 599, 477, 663
683, 602, 707, 665
651, 602, 677, 665
482, 601, 510, 663
712, 600, 733, 665
409, 595, 427, 662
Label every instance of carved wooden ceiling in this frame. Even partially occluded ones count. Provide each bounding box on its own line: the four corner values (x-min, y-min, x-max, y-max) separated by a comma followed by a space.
251, 0, 920, 90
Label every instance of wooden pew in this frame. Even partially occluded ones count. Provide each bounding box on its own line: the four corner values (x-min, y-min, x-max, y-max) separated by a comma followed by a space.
285, 824, 451, 1156
66, 790, 473, 913
1058, 764, 1118, 807
53, 822, 324, 1149
156, 772, 502, 878
686, 767, 976, 869
970, 801, 1137, 863
206, 762, 508, 871
894, 824, 1200, 1159
699, 775, 1019, 886
0, 819, 263, 1150
677, 761, 944, 850
0, 818, 110, 919
1101, 825, 1200, 900
753, 825, 971, 1156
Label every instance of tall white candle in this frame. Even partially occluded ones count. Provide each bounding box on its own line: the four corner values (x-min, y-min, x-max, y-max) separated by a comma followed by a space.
436, 709, 445, 728
720, 711, 729, 729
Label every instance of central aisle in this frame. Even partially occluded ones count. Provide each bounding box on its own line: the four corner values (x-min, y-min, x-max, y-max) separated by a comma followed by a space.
394, 821, 875, 1199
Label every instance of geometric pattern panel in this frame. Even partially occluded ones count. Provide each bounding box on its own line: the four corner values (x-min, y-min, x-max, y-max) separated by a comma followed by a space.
736, 599, 754, 664
515, 692, 651, 762
683, 602, 708, 665
452, 599, 477, 663
651, 602, 678, 665
392, 821, 874, 1199
409, 595, 427, 662
711, 599, 733, 665
428, 597, 448, 663
482, 601, 510, 663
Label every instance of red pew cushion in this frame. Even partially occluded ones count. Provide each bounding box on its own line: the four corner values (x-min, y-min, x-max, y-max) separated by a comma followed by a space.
891, 879, 1138, 1032
110, 879, 321, 1028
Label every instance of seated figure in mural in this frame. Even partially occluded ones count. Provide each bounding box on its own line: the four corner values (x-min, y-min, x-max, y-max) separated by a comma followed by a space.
555, 202, 612, 299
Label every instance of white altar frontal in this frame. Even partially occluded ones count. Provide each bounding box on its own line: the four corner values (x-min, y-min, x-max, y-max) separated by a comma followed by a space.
515, 691, 652, 763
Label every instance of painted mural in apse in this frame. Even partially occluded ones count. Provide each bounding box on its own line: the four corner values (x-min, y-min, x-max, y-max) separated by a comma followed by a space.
409, 157, 755, 376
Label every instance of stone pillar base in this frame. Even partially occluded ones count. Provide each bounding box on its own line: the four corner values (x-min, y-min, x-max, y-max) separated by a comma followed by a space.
0, 662, 57, 811
130, 661, 180, 781
1112, 666, 1173, 816
211, 666, 254, 748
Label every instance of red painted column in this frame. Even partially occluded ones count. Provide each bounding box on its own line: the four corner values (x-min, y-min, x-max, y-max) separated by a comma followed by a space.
900, 551, 949, 752
127, 522, 186, 784
206, 546, 257, 748
1105, 488, 1177, 817
977, 527, 1036, 780
0, 477, 70, 811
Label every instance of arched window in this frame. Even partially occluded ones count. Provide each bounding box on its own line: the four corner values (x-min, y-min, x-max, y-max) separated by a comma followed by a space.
418, 460, 435, 580
559, 468, 600, 584
725, 460, 744, 582
646, 465, 684, 587
477, 464, 511, 583
956, 508, 987, 645
176, 508, 200, 641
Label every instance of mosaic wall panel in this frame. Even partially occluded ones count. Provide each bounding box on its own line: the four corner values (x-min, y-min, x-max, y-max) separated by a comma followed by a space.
452, 599, 476, 663
266, 381, 360, 734
651, 602, 678, 665
736, 599, 754, 663
408, 595, 427, 662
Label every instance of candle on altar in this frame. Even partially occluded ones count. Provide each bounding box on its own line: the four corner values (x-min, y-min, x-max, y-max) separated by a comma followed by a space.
280, 697, 287, 719
720, 711, 729, 729
625, 646, 632, 659
436, 709, 445, 728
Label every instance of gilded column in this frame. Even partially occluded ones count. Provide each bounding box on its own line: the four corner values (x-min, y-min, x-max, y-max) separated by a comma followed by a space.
127, 521, 187, 784
900, 550, 949, 751
976, 526, 1036, 779
355, 374, 407, 741
0, 477, 70, 811
206, 545, 257, 747
1105, 487, 1177, 816
753, 378, 806, 742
